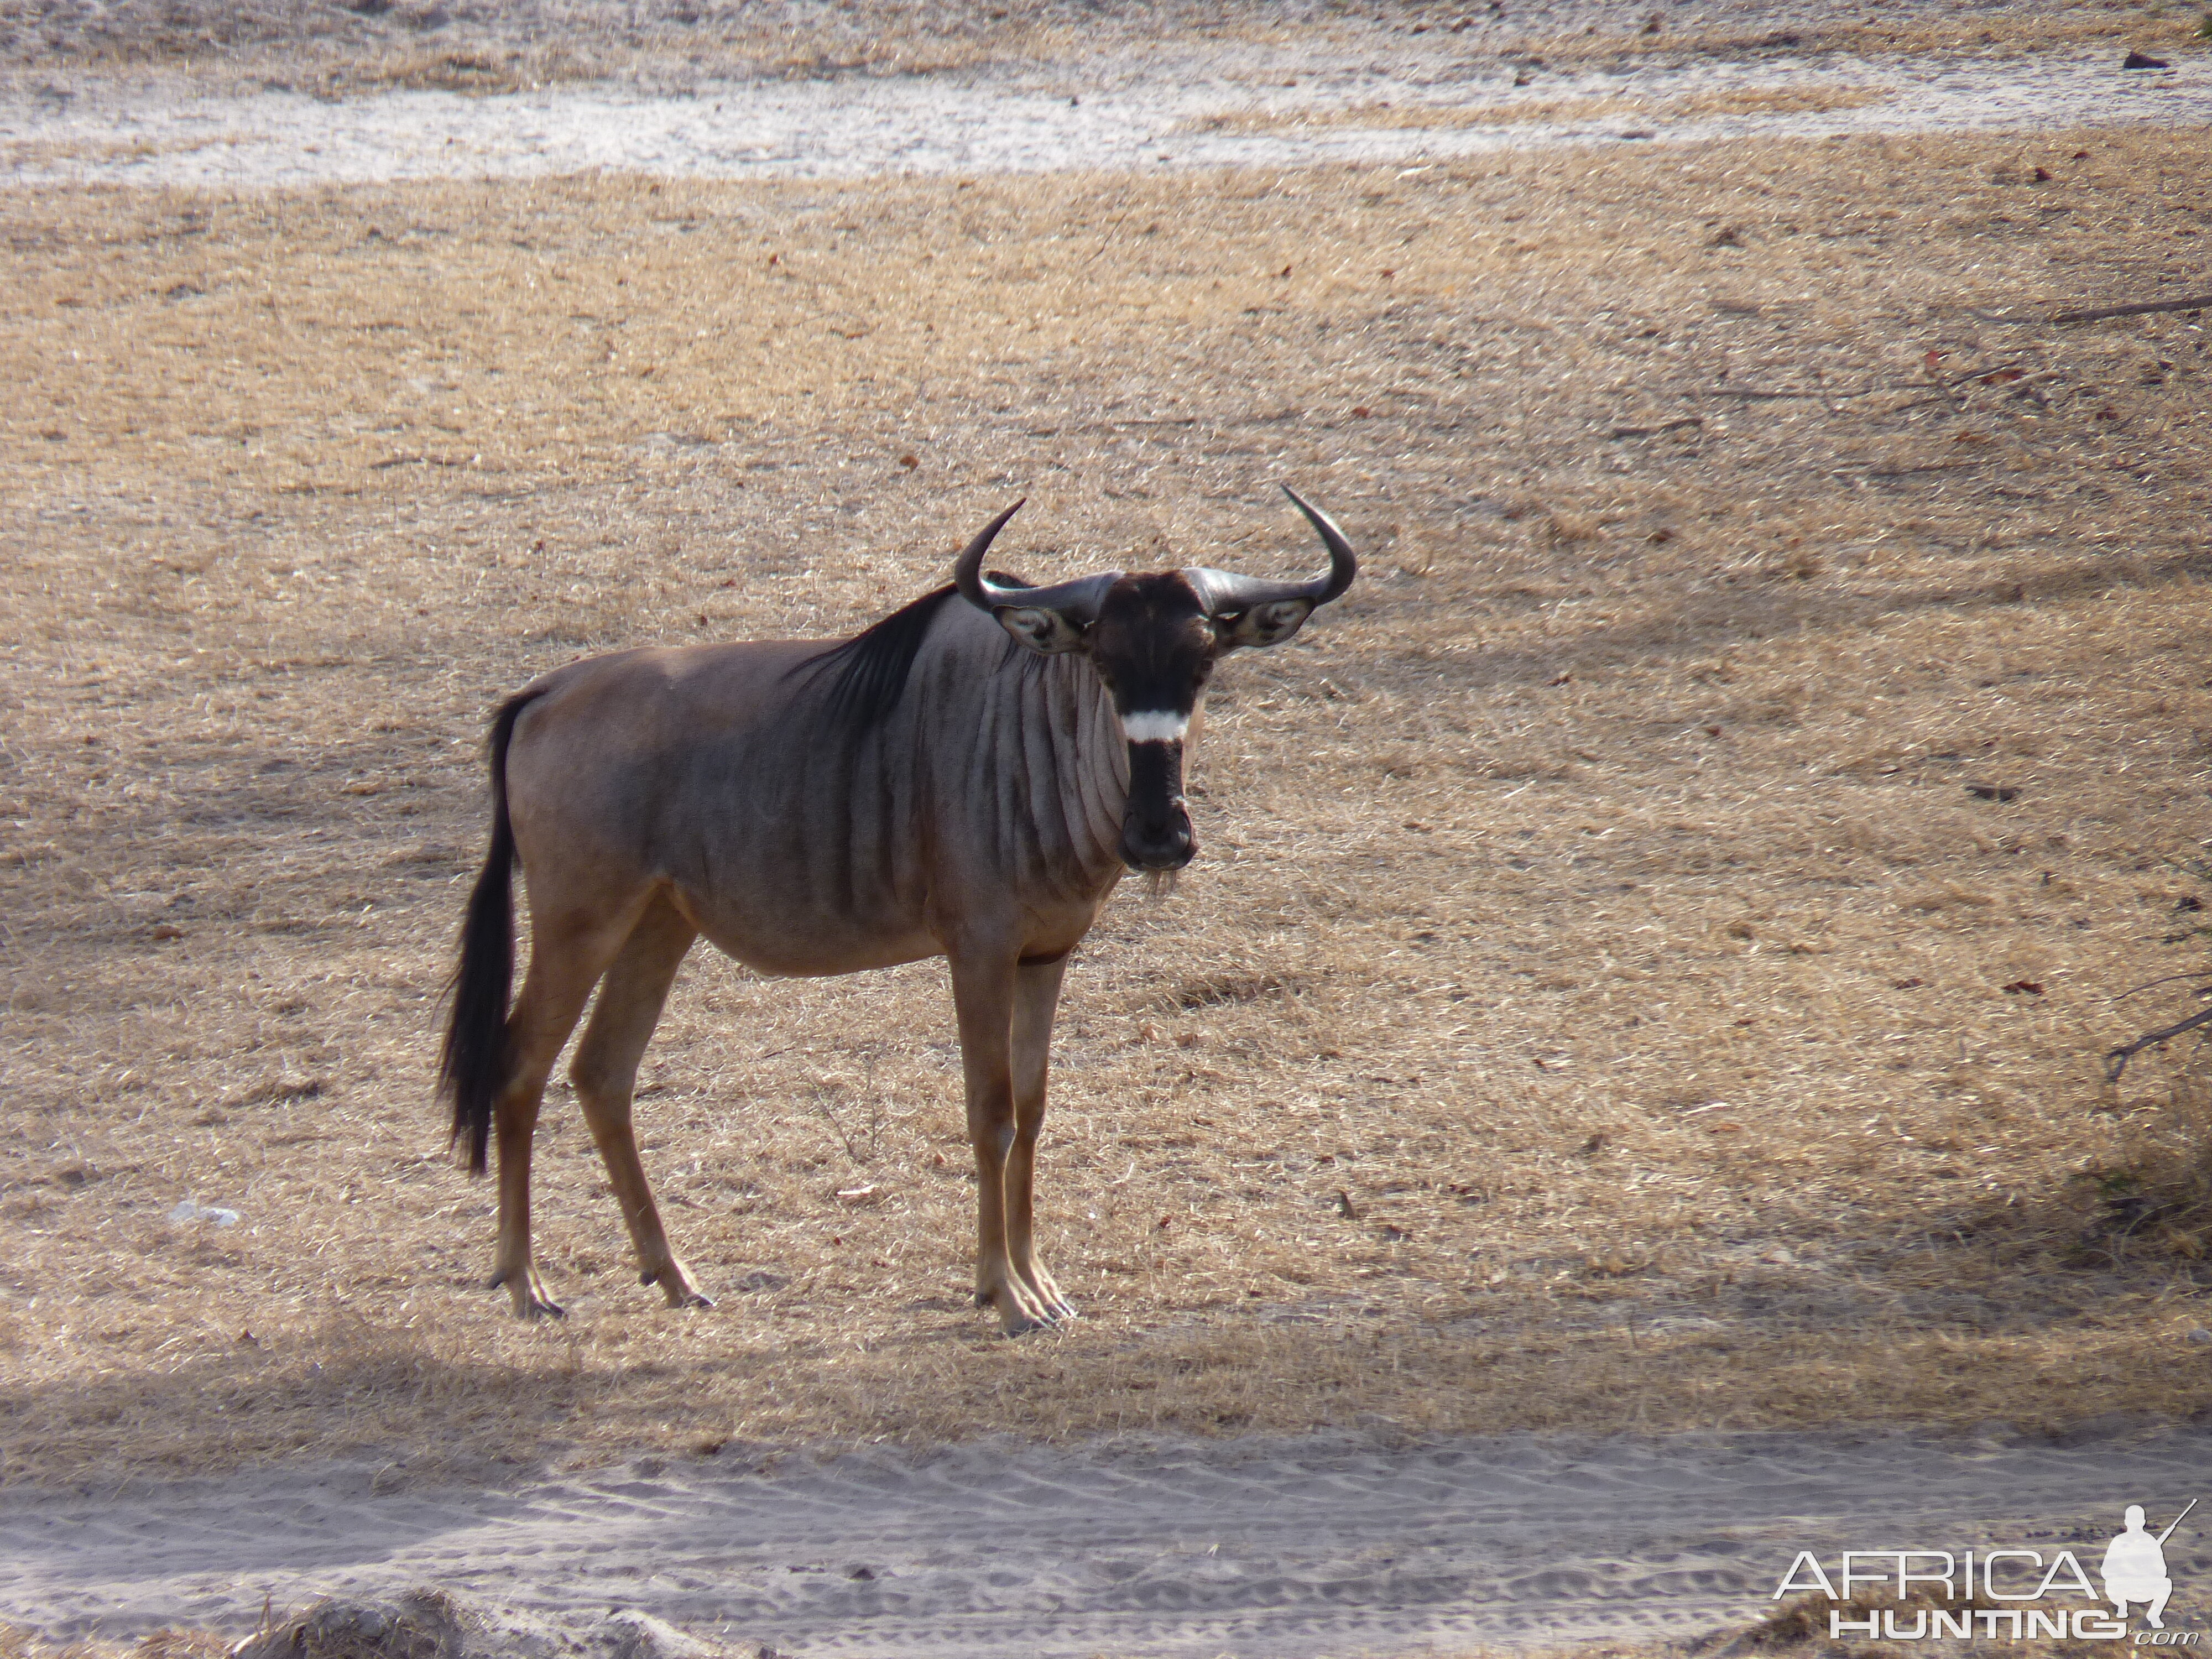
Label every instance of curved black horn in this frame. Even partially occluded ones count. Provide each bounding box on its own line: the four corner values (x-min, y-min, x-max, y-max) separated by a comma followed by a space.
1185, 484, 1359, 615
1281, 485, 1359, 603
952, 499, 1028, 611
952, 499, 1120, 619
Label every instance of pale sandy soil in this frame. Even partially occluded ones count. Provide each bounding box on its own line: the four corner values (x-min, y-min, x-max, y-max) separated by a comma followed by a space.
5, 12, 2209, 186
4, 1420, 2209, 1657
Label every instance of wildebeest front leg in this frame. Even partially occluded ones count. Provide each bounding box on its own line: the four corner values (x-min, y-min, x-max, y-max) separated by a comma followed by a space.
570, 891, 712, 1310
950, 946, 1060, 1335
1006, 953, 1076, 1322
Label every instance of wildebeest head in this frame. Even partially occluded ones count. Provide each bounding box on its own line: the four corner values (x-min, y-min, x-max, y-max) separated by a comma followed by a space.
954, 487, 1358, 873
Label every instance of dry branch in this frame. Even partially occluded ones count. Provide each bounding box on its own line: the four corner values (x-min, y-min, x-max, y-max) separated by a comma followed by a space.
2106, 995, 2212, 1082
2055, 293, 2212, 325
1609, 416, 1703, 439
1975, 294, 2212, 326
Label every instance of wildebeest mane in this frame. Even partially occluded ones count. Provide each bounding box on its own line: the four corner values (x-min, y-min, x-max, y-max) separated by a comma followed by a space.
799, 571, 1034, 735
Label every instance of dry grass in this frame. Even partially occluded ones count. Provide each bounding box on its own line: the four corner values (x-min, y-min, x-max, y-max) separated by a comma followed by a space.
4, 126, 2212, 1489
0, 137, 229, 172
0, 1628, 227, 1659
0, 0, 1091, 84
1180, 86, 1884, 137
1491, 0, 2199, 70
0, 0, 2176, 91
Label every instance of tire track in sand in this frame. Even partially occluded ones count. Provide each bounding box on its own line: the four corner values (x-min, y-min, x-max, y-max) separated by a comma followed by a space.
6, 1422, 2211, 1655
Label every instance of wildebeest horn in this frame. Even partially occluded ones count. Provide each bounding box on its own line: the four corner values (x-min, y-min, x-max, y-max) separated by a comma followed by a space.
952, 499, 1119, 620
1184, 484, 1359, 616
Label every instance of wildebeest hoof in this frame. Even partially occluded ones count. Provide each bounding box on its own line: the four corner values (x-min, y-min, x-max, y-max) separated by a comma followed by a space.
981, 1281, 1063, 1335
643, 1261, 714, 1309
495, 1265, 564, 1319
1024, 1292, 1078, 1325
1002, 1301, 1069, 1337
1019, 1266, 1078, 1323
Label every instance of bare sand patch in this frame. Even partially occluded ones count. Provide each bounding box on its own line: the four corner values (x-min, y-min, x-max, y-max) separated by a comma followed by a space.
7, 46, 2210, 188
1180, 85, 1886, 135
4, 1424, 2210, 1655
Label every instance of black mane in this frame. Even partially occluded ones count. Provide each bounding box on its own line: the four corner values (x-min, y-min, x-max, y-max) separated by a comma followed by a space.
797, 571, 1032, 736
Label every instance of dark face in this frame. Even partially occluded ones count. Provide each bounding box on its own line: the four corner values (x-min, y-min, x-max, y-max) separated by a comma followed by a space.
1084, 573, 1217, 872
989, 567, 1325, 875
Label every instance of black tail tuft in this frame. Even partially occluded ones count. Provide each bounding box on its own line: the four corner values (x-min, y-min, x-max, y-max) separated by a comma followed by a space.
440, 692, 535, 1175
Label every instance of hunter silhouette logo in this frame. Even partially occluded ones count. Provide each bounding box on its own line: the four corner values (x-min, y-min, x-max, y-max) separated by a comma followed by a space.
2105, 1501, 2193, 1629
1775, 1500, 2198, 1642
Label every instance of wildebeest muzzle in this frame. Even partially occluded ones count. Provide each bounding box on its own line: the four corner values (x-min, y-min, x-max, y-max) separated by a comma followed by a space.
1120, 737, 1196, 871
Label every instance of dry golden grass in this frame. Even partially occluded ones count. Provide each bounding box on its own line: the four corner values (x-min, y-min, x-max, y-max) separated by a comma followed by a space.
0, 0, 1089, 84
0, 137, 229, 171
1181, 86, 1884, 137
4, 126, 2212, 1488
3, 0, 2177, 91
1488, 1, 2195, 70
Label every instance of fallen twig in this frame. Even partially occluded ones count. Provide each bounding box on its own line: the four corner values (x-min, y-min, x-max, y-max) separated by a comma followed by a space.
1970, 294, 2212, 328
1947, 361, 2022, 387
2111, 972, 2212, 1003
1608, 416, 1703, 439
2055, 293, 2212, 325
1022, 416, 1201, 437
1708, 383, 1922, 401
1864, 461, 1981, 478
2107, 1003, 2212, 1082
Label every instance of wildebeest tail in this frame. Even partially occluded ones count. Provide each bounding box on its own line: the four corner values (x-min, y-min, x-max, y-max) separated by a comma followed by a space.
440, 690, 536, 1175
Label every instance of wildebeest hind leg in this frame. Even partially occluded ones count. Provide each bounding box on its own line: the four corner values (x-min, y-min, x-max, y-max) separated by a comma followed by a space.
570, 890, 711, 1310
1006, 953, 1076, 1323
492, 894, 651, 1319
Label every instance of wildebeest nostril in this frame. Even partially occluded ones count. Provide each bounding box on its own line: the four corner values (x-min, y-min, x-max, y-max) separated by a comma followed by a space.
1121, 806, 1195, 871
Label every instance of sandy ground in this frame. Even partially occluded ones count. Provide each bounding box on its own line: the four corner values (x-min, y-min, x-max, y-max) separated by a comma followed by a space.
6, 32, 2210, 186
4, 1420, 2209, 1657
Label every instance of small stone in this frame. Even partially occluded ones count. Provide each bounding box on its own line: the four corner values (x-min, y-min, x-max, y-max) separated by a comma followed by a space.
170, 1198, 242, 1227
2122, 50, 2170, 68
2185, 1327, 2211, 1345
599, 1609, 718, 1659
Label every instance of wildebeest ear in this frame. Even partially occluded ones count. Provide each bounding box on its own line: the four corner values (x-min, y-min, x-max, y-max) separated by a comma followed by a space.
996, 606, 1089, 655
1214, 598, 1314, 652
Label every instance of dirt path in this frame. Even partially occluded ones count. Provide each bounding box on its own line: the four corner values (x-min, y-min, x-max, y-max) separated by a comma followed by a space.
5, 37, 2209, 188
6, 1423, 2209, 1655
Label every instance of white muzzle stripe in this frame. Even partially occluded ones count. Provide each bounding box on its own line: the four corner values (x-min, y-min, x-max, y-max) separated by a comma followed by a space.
1120, 709, 1190, 744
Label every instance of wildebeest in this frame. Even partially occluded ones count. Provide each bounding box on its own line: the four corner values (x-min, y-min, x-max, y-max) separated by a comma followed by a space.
440, 487, 1357, 1333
